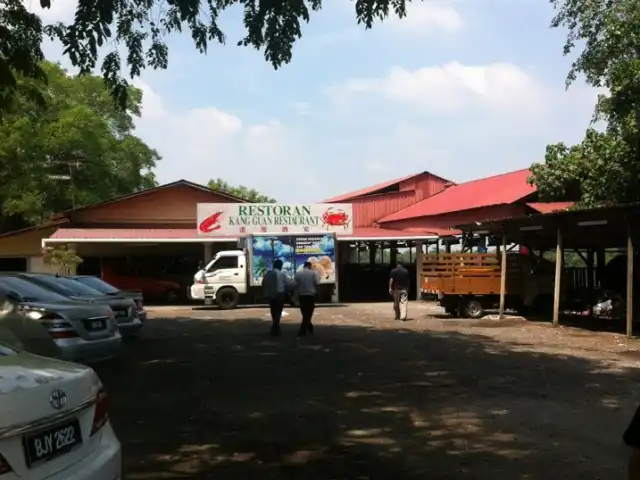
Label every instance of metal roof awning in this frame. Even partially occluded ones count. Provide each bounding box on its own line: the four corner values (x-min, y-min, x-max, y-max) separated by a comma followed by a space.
456, 203, 640, 249
337, 227, 440, 241
42, 228, 237, 247
42, 226, 445, 246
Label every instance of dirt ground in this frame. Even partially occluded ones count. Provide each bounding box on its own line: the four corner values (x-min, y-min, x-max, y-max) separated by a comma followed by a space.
93, 302, 640, 480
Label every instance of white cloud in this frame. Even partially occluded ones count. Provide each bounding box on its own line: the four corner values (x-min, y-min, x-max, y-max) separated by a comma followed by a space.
384, 1, 464, 34
25, 0, 77, 23
133, 82, 315, 202
334, 61, 548, 119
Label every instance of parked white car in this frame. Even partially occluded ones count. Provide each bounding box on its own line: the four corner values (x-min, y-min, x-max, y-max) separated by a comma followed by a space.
0, 343, 121, 479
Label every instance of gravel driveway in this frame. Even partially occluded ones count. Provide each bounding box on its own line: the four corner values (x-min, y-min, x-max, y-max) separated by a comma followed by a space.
94, 302, 640, 479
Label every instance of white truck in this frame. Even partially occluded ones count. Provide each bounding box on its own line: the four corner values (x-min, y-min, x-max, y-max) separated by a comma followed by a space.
190, 233, 338, 309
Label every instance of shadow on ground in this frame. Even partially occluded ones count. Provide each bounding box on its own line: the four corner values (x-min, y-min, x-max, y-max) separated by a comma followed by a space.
94, 314, 639, 480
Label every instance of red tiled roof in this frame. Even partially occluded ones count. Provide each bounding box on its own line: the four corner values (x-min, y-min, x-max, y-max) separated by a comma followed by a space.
378, 169, 536, 223
322, 171, 451, 203
526, 202, 574, 213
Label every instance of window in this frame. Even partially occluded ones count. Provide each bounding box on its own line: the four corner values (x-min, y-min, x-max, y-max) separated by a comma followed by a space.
208, 256, 238, 271
33, 275, 102, 296
0, 276, 69, 303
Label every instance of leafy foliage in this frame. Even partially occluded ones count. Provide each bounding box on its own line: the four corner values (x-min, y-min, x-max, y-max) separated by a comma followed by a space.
530, 0, 640, 207
208, 178, 276, 203
2, 0, 410, 110
42, 245, 83, 275
0, 61, 159, 231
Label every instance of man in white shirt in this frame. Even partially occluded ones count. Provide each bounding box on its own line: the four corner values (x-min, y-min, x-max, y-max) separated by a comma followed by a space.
262, 259, 287, 336
294, 261, 319, 337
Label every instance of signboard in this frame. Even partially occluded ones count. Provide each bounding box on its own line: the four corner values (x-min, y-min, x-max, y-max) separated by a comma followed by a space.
249, 234, 336, 286
197, 203, 353, 236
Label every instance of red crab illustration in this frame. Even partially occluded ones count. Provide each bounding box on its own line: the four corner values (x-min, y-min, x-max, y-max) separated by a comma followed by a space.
199, 211, 224, 233
322, 208, 351, 230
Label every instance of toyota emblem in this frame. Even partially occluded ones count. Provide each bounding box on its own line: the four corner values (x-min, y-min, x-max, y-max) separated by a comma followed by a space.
49, 389, 67, 410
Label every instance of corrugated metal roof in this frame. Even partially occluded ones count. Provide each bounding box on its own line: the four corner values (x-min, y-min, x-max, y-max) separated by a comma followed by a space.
322, 171, 450, 203
526, 202, 574, 213
378, 169, 536, 223
46, 227, 438, 242
48, 228, 236, 241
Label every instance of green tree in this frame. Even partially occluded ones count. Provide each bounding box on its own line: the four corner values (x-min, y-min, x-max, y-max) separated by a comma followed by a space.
0, 61, 159, 231
529, 0, 640, 207
207, 178, 276, 203
1, 0, 409, 110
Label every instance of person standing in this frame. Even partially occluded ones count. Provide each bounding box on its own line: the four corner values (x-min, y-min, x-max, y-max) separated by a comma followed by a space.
294, 261, 319, 337
389, 260, 410, 321
262, 259, 287, 336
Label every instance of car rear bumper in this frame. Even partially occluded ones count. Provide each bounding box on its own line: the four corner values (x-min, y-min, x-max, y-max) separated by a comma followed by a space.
47, 423, 121, 480
55, 334, 122, 363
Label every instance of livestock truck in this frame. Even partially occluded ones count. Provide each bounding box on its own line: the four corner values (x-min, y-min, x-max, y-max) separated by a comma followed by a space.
421, 251, 565, 318
190, 233, 337, 309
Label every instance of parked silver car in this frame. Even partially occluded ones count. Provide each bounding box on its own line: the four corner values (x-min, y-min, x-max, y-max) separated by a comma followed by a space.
16, 273, 143, 339
0, 276, 121, 363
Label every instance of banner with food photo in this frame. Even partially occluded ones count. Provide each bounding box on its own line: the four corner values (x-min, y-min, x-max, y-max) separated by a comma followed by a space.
293, 235, 336, 284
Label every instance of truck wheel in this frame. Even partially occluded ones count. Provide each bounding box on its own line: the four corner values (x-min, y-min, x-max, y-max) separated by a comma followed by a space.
217, 288, 239, 310
463, 299, 485, 319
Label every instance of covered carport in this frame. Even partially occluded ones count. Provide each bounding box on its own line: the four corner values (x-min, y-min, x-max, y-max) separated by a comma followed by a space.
457, 203, 640, 337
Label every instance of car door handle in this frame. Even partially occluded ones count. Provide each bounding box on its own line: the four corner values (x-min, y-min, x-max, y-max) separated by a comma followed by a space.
234, 273, 239, 276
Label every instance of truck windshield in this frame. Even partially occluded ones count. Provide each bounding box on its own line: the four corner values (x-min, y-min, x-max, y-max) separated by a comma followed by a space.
207, 256, 239, 271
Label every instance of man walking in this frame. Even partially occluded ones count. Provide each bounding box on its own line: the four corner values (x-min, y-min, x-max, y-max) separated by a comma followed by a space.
294, 261, 319, 337
262, 259, 287, 336
389, 260, 410, 321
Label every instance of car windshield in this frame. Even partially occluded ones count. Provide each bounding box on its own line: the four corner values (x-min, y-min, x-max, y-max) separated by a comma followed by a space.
0, 276, 69, 303
75, 276, 120, 295
32, 275, 103, 297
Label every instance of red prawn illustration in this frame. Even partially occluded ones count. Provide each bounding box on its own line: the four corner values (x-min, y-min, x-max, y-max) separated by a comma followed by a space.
199, 211, 224, 233
322, 208, 351, 230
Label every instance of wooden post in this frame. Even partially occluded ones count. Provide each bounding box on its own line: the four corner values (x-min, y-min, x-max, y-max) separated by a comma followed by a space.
553, 228, 563, 327
499, 234, 507, 319
415, 241, 423, 301
586, 249, 595, 315
627, 224, 634, 338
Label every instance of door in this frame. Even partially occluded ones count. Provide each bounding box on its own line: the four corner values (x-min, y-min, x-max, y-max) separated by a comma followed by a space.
204, 255, 246, 294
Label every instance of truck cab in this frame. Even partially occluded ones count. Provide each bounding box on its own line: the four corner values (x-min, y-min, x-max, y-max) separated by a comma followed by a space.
190, 250, 247, 309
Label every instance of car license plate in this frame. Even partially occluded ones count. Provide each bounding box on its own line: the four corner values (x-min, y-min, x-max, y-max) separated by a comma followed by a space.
23, 419, 82, 467
84, 319, 105, 331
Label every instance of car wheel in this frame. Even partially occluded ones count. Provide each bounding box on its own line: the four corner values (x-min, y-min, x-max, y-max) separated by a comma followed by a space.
217, 288, 239, 310
463, 298, 485, 319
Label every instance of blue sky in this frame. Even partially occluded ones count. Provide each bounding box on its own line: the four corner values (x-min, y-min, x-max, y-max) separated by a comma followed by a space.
33, 0, 600, 203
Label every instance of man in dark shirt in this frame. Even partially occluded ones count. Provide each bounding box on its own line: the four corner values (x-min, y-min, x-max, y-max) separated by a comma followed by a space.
389, 261, 410, 321
624, 404, 640, 479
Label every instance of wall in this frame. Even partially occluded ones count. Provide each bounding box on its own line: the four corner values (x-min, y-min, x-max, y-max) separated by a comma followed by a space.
381, 204, 528, 231
0, 225, 60, 257
352, 191, 416, 227
351, 173, 450, 228
398, 173, 449, 201
68, 185, 238, 226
